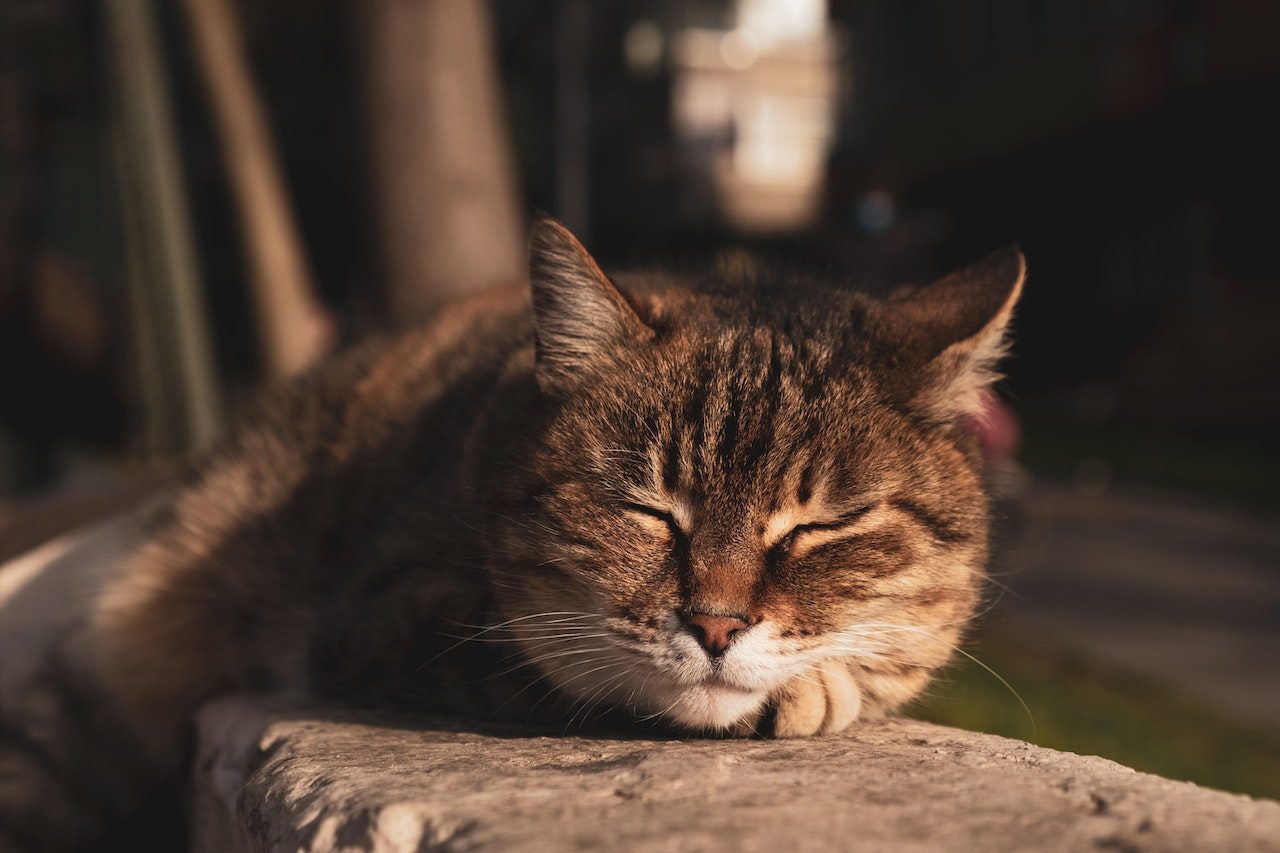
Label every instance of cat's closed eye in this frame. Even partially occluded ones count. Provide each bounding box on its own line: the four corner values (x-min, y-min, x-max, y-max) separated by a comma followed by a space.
621, 502, 686, 541
770, 504, 876, 559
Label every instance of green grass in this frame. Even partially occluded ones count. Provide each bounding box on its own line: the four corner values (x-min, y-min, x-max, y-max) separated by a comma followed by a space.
909, 631, 1280, 800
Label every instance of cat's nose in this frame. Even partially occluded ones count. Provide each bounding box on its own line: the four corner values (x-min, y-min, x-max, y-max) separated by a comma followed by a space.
681, 612, 750, 657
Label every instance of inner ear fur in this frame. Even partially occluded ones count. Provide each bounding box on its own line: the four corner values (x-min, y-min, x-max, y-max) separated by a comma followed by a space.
528, 216, 654, 392
890, 247, 1027, 421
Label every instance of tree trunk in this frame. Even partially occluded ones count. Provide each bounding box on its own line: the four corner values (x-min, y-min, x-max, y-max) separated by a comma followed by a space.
180, 0, 331, 380
362, 0, 525, 320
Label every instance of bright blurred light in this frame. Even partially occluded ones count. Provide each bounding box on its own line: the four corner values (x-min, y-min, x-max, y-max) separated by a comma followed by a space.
670, 0, 841, 232
737, 0, 827, 46
718, 29, 759, 71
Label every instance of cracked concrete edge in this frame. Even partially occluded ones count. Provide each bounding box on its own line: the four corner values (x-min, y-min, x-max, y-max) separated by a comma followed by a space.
191, 696, 1280, 853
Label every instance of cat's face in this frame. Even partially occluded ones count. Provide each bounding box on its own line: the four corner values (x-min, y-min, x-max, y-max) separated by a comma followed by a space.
492, 219, 1024, 732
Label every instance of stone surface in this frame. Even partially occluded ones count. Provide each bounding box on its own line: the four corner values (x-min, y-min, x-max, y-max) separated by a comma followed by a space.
193, 697, 1280, 852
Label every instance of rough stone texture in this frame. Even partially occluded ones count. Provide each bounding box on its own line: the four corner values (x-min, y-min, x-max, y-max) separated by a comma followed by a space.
192, 698, 1280, 852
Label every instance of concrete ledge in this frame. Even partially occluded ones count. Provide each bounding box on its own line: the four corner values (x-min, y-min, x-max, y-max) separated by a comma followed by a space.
192, 697, 1280, 852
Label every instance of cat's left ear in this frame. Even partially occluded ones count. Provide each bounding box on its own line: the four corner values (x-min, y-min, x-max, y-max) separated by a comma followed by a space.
528, 216, 654, 393
892, 247, 1026, 421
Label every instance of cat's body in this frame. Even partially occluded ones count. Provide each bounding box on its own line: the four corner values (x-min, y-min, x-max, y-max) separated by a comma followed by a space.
0, 219, 1024, 850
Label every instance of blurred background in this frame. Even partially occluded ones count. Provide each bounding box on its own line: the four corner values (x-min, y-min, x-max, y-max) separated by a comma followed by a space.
1, 0, 1276, 797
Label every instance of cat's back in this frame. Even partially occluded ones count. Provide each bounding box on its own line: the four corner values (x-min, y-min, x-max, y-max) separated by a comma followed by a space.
211, 282, 532, 484
138, 281, 534, 601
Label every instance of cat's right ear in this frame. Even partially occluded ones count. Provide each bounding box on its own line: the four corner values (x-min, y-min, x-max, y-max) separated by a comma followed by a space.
890, 247, 1027, 422
529, 216, 654, 393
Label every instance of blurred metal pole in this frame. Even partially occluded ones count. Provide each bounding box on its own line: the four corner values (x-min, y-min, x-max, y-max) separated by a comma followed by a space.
362, 0, 525, 319
555, 0, 590, 239
104, 0, 222, 453
179, 0, 330, 380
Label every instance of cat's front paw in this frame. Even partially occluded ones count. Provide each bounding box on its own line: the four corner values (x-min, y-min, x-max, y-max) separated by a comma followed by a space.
772, 659, 862, 737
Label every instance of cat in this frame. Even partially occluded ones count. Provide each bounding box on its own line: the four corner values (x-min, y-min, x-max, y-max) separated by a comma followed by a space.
0, 217, 1025, 850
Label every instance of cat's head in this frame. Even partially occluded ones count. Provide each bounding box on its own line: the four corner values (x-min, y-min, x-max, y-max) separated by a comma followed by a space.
491, 217, 1025, 732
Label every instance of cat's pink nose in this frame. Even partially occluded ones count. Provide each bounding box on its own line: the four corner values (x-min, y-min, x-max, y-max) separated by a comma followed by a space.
682, 613, 750, 656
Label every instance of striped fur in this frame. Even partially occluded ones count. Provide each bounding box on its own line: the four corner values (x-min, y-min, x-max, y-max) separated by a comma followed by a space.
0, 218, 1024, 849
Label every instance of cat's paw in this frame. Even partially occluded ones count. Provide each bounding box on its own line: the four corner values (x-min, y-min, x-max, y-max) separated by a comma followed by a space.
772, 659, 862, 737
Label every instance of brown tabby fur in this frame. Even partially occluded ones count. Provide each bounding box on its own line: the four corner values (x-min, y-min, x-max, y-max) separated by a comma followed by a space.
0, 218, 1024, 850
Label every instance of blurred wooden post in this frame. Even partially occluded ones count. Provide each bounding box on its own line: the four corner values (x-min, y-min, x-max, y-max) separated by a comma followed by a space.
105, 0, 223, 453
362, 0, 525, 319
180, 0, 330, 380
555, 0, 590, 239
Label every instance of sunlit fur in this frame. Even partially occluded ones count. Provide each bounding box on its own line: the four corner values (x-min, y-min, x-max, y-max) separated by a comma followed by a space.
0, 218, 1023, 848
482, 219, 1026, 733
490, 292, 998, 731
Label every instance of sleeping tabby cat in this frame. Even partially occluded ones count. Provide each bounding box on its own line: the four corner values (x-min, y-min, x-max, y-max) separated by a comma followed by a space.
0, 218, 1025, 850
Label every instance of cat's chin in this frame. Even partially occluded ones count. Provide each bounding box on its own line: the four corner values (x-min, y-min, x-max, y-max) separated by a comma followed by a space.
651, 679, 768, 732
